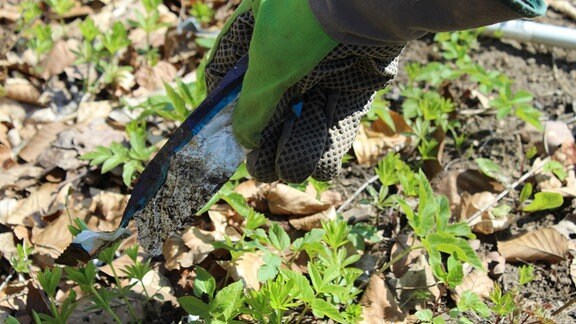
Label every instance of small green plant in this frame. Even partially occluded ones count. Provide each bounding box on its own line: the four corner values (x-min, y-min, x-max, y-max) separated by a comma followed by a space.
33, 267, 78, 323
181, 215, 367, 323
45, 0, 75, 17
80, 121, 155, 186
9, 242, 34, 280
129, 0, 169, 65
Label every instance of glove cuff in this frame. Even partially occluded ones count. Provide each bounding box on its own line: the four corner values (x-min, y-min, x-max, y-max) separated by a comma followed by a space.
308, 0, 547, 45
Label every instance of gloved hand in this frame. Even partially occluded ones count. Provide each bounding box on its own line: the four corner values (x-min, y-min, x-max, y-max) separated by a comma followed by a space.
205, 0, 546, 183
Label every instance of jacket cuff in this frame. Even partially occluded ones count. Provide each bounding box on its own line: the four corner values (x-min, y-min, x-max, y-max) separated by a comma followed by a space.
308, 0, 547, 45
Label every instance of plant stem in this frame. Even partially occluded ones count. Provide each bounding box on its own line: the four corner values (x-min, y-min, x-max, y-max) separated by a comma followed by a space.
376, 245, 424, 276
109, 262, 139, 321
295, 304, 310, 324
89, 286, 123, 324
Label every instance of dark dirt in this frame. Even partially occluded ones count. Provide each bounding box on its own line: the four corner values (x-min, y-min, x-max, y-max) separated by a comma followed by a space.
335, 10, 576, 323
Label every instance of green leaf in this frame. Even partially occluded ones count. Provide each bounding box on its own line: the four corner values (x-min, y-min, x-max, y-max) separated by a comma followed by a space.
193, 266, 216, 299
268, 222, 290, 251
179, 296, 211, 319
164, 82, 187, 118
416, 309, 434, 322
445, 256, 464, 288
475, 158, 509, 184
523, 192, 563, 212
519, 183, 533, 204
518, 265, 535, 285
311, 298, 346, 323
258, 252, 281, 282
101, 142, 129, 173
122, 160, 143, 186
211, 281, 245, 321
424, 232, 483, 271
37, 267, 62, 297
457, 290, 491, 318
543, 160, 567, 181
5, 316, 20, 324
308, 262, 323, 293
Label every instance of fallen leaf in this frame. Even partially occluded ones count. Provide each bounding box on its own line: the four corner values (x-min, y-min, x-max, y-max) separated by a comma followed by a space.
18, 122, 68, 163
4, 78, 41, 105
89, 189, 128, 230
129, 269, 177, 305
228, 251, 265, 290
266, 184, 331, 216
390, 235, 424, 278
77, 101, 113, 124
288, 206, 337, 231
0, 280, 29, 311
360, 275, 405, 323
498, 227, 569, 263
163, 227, 216, 271
460, 192, 512, 234
451, 269, 493, 303
3, 183, 59, 226
134, 61, 177, 92
0, 232, 17, 261
32, 213, 74, 259
433, 169, 504, 214
0, 164, 44, 190
396, 254, 441, 310
39, 39, 78, 79
353, 112, 411, 166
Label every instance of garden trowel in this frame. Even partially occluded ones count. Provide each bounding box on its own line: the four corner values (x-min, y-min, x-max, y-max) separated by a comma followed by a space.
57, 56, 249, 264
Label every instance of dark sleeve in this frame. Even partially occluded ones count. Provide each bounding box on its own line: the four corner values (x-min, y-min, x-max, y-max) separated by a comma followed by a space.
308, 0, 547, 45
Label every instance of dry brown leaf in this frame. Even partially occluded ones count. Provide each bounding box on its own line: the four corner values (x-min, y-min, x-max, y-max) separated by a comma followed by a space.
288, 206, 337, 231
433, 169, 504, 214
134, 61, 177, 93
0, 98, 27, 126
39, 39, 78, 79
360, 275, 405, 323
163, 227, 216, 270
89, 189, 128, 230
0, 164, 44, 190
0, 280, 29, 311
498, 227, 569, 263
0, 123, 12, 164
353, 111, 411, 166
0, 232, 17, 261
3, 183, 59, 226
0, 198, 18, 222
320, 190, 342, 206
5, 78, 41, 105
550, 0, 576, 20
396, 254, 441, 310
130, 269, 177, 305
77, 101, 113, 124
451, 269, 493, 303
32, 213, 74, 259
460, 191, 512, 234
266, 183, 331, 216
18, 122, 68, 163
228, 251, 265, 290
390, 235, 424, 278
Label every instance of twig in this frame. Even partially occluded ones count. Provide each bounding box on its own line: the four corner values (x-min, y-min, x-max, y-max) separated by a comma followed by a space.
551, 296, 576, 317
0, 269, 15, 292
336, 175, 379, 214
467, 157, 550, 225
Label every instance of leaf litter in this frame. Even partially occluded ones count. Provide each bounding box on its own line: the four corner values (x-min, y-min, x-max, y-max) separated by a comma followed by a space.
1, 0, 576, 322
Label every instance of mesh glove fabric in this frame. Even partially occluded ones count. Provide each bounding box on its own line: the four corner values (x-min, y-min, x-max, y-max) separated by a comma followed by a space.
206, 12, 404, 183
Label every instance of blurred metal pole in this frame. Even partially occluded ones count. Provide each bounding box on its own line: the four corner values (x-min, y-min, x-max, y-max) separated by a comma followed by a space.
482, 19, 576, 49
